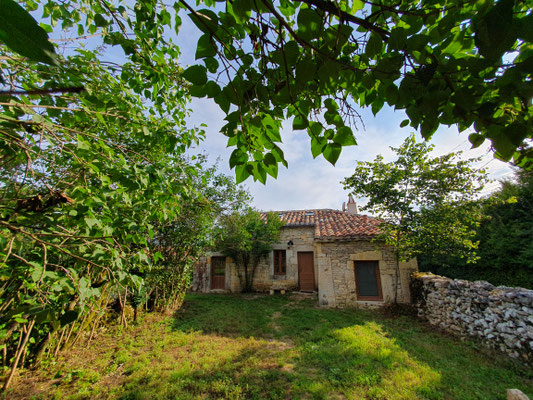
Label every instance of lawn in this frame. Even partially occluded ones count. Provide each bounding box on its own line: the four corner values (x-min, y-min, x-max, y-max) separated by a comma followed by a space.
6, 293, 533, 400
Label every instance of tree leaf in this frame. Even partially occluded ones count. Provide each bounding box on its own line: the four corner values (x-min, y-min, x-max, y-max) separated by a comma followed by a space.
365, 33, 383, 58
0, 0, 57, 65
323, 143, 342, 165
195, 34, 217, 59
293, 115, 308, 130
205, 81, 221, 97
182, 65, 207, 85
264, 152, 276, 166
188, 9, 218, 34
468, 133, 485, 149
214, 91, 230, 113
229, 149, 247, 168
333, 126, 357, 146
297, 8, 322, 41
235, 163, 251, 183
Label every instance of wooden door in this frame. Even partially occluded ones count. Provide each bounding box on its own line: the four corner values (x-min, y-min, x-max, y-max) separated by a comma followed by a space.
211, 256, 226, 290
298, 252, 315, 292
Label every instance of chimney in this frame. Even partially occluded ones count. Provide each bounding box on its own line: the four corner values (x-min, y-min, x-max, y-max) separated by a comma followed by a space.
346, 194, 358, 214
342, 201, 346, 212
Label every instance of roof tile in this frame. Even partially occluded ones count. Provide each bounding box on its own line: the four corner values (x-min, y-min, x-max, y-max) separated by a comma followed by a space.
262, 209, 380, 240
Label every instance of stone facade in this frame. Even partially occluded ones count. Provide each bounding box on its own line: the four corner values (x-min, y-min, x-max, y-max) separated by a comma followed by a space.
194, 226, 317, 293
317, 241, 417, 307
192, 225, 418, 308
411, 273, 533, 364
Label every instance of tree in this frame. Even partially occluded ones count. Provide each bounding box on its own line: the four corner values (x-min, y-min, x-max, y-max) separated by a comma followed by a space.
177, 0, 533, 179
145, 162, 250, 313
0, 1, 204, 389
343, 134, 488, 301
426, 169, 533, 288
213, 209, 284, 292
4, 0, 531, 184
473, 169, 533, 288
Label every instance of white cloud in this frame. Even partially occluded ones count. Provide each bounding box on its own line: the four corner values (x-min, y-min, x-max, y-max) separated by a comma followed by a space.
189, 99, 515, 211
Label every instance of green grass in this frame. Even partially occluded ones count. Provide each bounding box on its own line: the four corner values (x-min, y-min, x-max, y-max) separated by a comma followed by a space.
7, 293, 533, 400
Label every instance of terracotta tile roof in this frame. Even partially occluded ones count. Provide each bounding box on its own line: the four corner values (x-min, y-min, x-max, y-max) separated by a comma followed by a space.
263, 209, 381, 240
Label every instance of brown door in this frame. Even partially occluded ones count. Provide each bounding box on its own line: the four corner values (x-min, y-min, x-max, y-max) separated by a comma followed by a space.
211, 256, 226, 289
298, 252, 315, 291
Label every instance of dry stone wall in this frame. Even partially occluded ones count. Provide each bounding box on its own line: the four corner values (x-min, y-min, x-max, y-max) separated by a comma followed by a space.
411, 273, 533, 364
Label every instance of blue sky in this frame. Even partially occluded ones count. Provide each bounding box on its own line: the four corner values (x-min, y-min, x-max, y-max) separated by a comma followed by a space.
175, 12, 514, 212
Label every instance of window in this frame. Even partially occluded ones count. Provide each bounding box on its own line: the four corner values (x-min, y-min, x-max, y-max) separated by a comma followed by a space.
354, 261, 383, 301
273, 250, 286, 275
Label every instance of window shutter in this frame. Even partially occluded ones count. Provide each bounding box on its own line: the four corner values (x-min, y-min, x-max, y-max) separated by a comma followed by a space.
354, 261, 382, 300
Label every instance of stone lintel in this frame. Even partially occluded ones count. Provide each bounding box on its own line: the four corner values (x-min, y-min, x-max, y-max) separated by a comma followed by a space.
350, 250, 383, 261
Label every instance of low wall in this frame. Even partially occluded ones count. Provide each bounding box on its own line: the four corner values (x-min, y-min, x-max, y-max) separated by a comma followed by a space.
411, 273, 533, 364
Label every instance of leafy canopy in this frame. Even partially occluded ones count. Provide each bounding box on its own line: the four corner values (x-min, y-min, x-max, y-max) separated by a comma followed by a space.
473, 170, 533, 285
425, 169, 533, 288
343, 134, 488, 263
214, 209, 284, 291
178, 0, 532, 181
3, 0, 531, 184
478, 169, 533, 275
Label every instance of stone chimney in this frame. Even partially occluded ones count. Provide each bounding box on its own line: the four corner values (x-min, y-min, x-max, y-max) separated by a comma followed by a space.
346, 194, 358, 214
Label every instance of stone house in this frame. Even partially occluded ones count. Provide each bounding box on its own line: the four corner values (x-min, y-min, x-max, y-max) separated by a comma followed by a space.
192, 197, 418, 307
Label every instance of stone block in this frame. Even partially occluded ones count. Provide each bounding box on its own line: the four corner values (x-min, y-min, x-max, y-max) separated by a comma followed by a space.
507, 389, 530, 400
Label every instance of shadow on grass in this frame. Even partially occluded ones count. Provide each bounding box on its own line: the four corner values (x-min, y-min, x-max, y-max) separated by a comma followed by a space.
116, 339, 296, 400
116, 293, 533, 400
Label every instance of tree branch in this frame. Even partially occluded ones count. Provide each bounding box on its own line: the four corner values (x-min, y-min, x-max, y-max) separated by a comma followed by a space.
0, 87, 85, 96
299, 0, 390, 39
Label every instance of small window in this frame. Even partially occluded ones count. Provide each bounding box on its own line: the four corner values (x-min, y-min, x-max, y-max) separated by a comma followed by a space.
354, 261, 383, 301
273, 250, 286, 275
305, 211, 314, 216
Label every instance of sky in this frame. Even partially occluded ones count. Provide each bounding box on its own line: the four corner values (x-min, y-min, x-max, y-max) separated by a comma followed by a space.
175, 13, 515, 212
187, 97, 514, 212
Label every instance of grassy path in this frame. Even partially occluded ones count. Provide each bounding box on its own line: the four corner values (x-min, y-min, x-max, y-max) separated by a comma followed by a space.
7, 293, 533, 399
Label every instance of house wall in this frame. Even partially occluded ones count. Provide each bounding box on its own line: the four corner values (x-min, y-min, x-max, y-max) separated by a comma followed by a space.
229, 226, 317, 292
191, 229, 418, 308
316, 241, 418, 307
191, 256, 209, 292
192, 226, 316, 293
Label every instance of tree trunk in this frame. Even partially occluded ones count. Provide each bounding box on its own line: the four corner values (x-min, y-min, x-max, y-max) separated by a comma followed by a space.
3, 319, 35, 392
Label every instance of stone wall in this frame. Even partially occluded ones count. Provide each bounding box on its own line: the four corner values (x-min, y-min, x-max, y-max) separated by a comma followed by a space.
192, 226, 316, 293
191, 256, 209, 292
317, 241, 417, 307
411, 273, 533, 364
